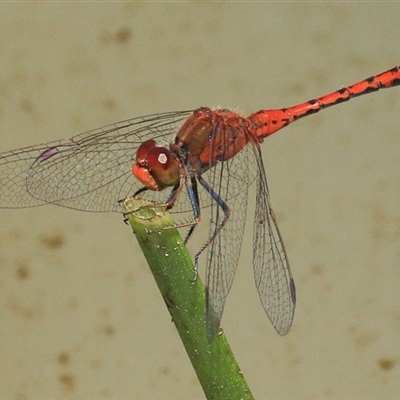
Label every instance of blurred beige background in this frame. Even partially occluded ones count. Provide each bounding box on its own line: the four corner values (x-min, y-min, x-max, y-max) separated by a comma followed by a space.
0, 2, 399, 399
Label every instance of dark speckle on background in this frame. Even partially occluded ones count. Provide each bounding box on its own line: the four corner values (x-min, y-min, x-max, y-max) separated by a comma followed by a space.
20, 99, 34, 113
15, 262, 30, 280
101, 324, 115, 337
57, 351, 71, 366
99, 26, 132, 45
58, 373, 75, 393
39, 233, 65, 249
378, 358, 396, 371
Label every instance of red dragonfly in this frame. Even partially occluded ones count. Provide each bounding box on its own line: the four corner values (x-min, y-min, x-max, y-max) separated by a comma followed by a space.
1, 66, 399, 341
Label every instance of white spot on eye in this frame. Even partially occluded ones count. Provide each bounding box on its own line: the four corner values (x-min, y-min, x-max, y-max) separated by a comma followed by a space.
158, 153, 168, 164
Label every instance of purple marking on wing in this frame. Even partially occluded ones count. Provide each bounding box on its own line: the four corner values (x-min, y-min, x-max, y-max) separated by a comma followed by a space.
37, 147, 59, 162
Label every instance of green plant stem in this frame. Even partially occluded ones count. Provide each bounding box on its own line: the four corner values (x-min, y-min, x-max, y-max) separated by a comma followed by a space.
123, 197, 254, 400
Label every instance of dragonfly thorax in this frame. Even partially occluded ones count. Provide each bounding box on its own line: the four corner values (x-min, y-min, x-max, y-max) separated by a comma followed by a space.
175, 107, 252, 170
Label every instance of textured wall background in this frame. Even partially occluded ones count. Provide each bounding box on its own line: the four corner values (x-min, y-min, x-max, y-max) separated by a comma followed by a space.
0, 3, 399, 398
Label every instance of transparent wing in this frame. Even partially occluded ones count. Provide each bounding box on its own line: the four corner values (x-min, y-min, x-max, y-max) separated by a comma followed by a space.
251, 140, 296, 335
0, 110, 193, 212
202, 141, 256, 341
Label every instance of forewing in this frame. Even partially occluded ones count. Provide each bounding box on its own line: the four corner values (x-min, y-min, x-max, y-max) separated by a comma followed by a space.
0, 111, 193, 212
251, 141, 296, 335
202, 144, 255, 341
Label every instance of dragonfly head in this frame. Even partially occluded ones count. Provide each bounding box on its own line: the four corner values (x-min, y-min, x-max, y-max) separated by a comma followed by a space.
132, 139, 180, 191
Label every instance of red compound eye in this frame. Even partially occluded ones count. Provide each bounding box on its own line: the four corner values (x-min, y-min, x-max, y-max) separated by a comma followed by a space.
132, 140, 180, 190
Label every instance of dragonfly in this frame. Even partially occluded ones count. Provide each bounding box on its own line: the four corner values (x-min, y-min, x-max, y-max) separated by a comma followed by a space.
1, 66, 399, 341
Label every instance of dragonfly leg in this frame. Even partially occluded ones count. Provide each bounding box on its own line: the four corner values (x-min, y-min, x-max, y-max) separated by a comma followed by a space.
133, 174, 202, 240
192, 174, 231, 281
123, 180, 183, 218
161, 176, 201, 239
